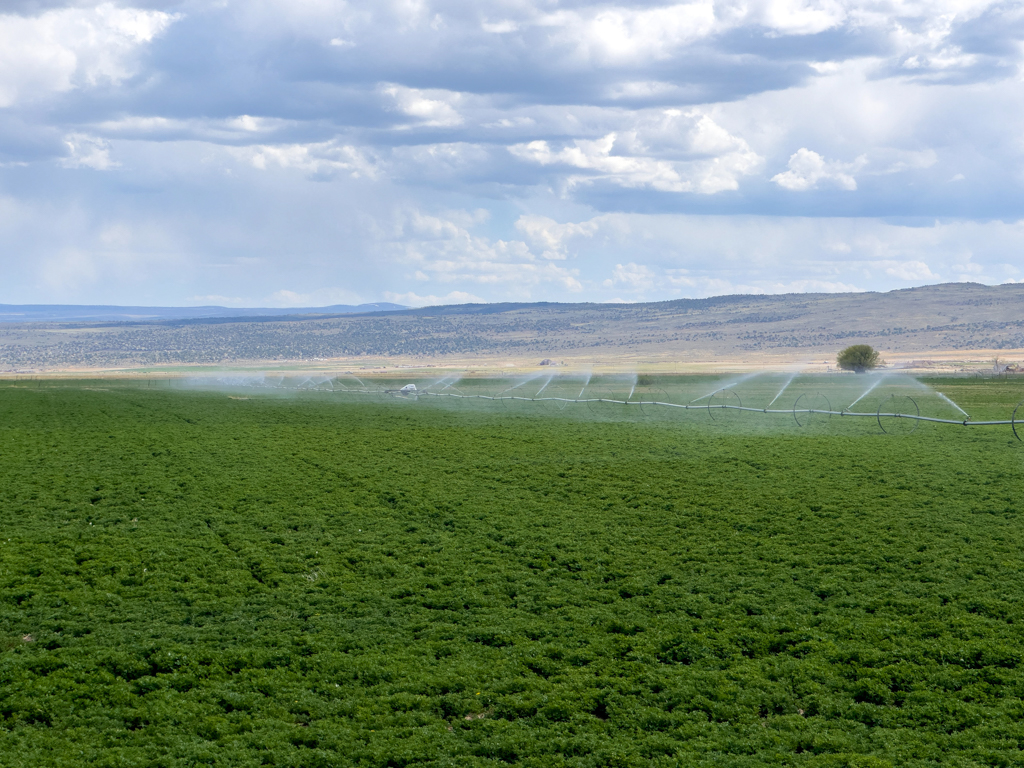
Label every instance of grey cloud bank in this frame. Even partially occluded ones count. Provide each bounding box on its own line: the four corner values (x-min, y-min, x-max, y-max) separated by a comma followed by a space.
1, 0, 1023, 307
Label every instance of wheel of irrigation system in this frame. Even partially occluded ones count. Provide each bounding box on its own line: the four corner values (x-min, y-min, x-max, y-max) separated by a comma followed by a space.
630, 386, 668, 417
528, 390, 552, 411
584, 382, 632, 418
585, 384, 612, 417
1013, 399, 1023, 442
644, 388, 669, 418
793, 392, 832, 428
707, 389, 742, 421
576, 380, 594, 413
494, 382, 520, 409
541, 377, 583, 412
503, 391, 532, 411
539, 391, 574, 412
565, 378, 595, 413
876, 394, 920, 435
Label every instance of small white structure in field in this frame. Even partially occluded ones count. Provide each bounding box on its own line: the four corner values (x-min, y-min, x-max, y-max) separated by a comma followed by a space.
383, 382, 419, 398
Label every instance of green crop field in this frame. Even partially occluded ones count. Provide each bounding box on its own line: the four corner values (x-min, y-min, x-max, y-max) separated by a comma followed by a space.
1, 377, 1023, 767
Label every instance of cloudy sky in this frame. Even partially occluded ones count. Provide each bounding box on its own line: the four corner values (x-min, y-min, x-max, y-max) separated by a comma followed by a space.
1, 0, 1023, 307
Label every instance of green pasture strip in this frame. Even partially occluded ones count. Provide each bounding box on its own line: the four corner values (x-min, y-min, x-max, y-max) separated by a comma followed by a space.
0, 384, 1023, 766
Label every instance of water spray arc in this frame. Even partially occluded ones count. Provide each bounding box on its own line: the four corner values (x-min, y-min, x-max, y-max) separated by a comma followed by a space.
691, 370, 764, 404
496, 372, 545, 399
767, 373, 798, 409
937, 391, 970, 419
577, 372, 593, 401
847, 375, 886, 410
182, 372, 1024, 440
533, 372, 555, 398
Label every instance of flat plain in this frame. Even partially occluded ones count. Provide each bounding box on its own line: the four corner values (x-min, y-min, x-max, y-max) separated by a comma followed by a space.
1, 377, 1023, 766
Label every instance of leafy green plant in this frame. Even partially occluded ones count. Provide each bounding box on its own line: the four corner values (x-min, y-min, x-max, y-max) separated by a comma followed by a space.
0, 380, 1022, 765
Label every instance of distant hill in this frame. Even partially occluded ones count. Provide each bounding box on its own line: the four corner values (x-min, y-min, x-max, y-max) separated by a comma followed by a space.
0, 302, 406, 323
1, 283, 1022, 369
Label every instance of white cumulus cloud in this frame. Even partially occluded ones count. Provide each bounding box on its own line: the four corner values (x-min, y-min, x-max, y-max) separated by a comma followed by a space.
544, 3, 718, 65
390, 210, 584, 295
515, 215, 601, 260
383, 290, 486, 306
509, 110, 762, 193
0, 4, 178, 107
231, 140, 379, 180
772, 148, 863, 191
603, 262, 657, 291
883, 260, 939, 281
381, 84, 464, 128
61, 134, 116, 170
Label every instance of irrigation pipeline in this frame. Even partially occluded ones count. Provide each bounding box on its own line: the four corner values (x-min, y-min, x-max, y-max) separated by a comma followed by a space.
206, 380, 1022, 441
354, 390, 1024, 441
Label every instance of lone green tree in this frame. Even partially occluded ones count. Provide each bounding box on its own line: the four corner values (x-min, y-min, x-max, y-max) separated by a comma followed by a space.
837, 344, 882, 373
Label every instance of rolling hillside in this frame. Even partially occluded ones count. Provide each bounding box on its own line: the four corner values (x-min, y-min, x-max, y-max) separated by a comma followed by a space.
1, 283, 1022, 370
